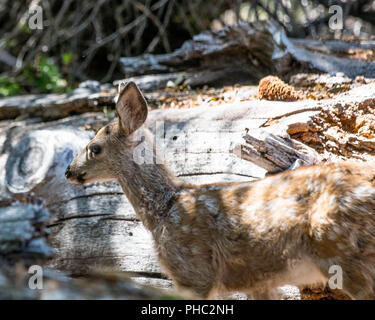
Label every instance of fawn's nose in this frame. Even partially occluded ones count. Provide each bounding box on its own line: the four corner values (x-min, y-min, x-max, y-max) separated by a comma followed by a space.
65, 165, 72, 179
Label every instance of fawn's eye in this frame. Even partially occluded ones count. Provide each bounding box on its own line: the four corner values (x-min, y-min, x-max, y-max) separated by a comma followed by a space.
89, 144, 101, 155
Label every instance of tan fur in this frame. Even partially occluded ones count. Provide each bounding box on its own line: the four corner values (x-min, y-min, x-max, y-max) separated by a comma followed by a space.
66, 82, 375, 299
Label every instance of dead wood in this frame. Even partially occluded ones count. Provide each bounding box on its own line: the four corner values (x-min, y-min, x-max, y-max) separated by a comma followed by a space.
232, 130, 320, 173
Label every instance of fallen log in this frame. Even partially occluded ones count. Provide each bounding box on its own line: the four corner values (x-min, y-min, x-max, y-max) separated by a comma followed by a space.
290, 39, 375, 56
114, 73, 184, 92
0, 202, 55, 263
116, 22, 375, 91
232, 130, 320, 173
120, 22, 275, 75
277, 29, 375, 78
119, 22, 276, 87
0, 86, 116, 121
0, 267, 167, 300
5, 127, 93, 195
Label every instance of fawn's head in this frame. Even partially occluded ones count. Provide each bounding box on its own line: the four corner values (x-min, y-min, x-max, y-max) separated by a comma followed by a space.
65, 81, 148, 185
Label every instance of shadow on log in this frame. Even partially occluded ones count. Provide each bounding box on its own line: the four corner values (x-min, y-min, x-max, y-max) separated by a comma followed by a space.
0, 267, 168, 300
0, 202, 54, 262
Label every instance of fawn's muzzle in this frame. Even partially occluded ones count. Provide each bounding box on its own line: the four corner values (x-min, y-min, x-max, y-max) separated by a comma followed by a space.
65, 164, 87, 184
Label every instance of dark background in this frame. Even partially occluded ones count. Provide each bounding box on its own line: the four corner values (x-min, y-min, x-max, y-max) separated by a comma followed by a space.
0, 0, 374, 96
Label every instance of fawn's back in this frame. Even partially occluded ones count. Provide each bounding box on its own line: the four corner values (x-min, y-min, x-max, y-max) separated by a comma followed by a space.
155, 161, 375, 298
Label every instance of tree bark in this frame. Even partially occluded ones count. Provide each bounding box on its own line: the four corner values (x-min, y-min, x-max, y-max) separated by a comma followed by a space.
232, 130, 320, 173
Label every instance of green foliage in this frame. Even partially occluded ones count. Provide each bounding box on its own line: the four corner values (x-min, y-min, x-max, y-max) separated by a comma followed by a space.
22, 55, 68, 93
0, 77, 21, 97
62, 52, 73, 66
18, 22, 32, 34
0, 55, 73, 97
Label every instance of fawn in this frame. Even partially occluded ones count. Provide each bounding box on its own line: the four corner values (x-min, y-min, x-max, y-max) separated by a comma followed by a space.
66, 81, 375, 299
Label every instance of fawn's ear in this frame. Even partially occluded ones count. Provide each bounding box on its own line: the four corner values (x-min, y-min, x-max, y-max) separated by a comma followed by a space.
116, 81, 148, 135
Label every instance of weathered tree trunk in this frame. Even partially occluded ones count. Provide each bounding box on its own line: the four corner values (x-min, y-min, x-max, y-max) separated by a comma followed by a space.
120, 22, 275, 81
0, 85, 115, 121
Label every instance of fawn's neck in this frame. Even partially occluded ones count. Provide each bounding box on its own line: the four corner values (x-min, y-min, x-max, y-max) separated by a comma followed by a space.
115, 128, 182, 231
